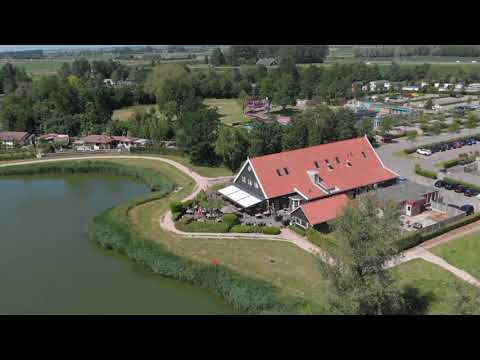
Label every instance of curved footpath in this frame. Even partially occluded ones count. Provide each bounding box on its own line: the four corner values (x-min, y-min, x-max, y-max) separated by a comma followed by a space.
3, 154, 480, 284
0, 155, 333, 264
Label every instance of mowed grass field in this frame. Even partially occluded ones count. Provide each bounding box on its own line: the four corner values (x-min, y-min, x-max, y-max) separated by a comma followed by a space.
431, 231, 480, 279
1, 58, 150, 77
204, 98, 249, 125
391, 259, 480, 315
99, 157, 479, 314
112, 105, 157, 122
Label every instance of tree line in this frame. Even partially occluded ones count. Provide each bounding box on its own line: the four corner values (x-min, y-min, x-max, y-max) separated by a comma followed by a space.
223, 45, 329, 66
0, 60, 155, 135
354, 45, 480, 58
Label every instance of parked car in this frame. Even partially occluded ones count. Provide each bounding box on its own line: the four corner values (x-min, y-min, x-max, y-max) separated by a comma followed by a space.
412, 223, 423, 230
444, 182, 455, 190
434, 180, 445, 188
464, 189, 478, 197
416, 148, 432, 156
460, 204, 475, 216
455, 184, 466, 193
397, 177, 408, 183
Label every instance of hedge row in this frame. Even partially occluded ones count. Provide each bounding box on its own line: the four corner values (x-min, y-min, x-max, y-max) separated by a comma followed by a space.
306, 228, 344, 260
443, 177, 480, 193
288, 224, 306, 237
442, 158, 460, 169
414, 164, 438, 179
398, 212, 480, 250
175, 221, 231, 233
0, 151, 36, 161
404, 133, 480, 154
230, 225, 281, 235
131, 146, 184, 157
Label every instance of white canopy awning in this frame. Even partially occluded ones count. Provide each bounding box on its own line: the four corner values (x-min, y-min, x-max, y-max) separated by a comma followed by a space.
218, 185, 263, 208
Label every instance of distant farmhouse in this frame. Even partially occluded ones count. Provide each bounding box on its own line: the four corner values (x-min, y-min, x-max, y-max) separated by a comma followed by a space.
0, 131, 34, 148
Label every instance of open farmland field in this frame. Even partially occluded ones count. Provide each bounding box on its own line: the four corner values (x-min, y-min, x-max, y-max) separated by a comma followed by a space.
112, 105, 157, 122
204, 98, 250, 125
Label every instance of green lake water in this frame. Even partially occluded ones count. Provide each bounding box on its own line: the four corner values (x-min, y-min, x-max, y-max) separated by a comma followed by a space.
0, 174, 235, 314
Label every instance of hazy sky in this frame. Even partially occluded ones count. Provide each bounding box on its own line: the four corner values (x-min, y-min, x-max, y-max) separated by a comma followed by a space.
0, 45, 152, 52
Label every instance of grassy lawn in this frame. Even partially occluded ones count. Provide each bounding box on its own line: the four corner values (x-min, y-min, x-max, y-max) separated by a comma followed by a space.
391, 259, 480, 314
431, 231, 480, 279
112, 104, 157, 122
105, 158, 478, 314
113, 158, 332, 314
149, 154, 233, 177
204, 98, 250, 125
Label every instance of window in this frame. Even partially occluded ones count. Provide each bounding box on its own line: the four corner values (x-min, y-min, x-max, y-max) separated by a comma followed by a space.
335, 156, 341, 164
241, 176, 246, 183
248, 179, 252, 186
247, 166, 251, 172
362, 151, 368, 159
325, 159, 333, 170
276, 169, 282, 176
254, 182, 259, 189
314, 161, 320, 168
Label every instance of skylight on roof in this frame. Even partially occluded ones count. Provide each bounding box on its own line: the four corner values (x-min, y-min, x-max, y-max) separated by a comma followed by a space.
284, 167, 290, 175
314, 161, 320, 168
362, 151, 368, 159
276, 169, 283, 176
335, 156, 341, 164
347, 160, 352, 167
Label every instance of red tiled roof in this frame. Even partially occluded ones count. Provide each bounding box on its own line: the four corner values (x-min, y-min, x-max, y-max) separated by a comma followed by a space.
112, 136, 136, 142
81, 135, 114, 144
38, 133, 69, 140
299, 194, 350, 225
0, 131, 30, 142
250, 136, 397, 200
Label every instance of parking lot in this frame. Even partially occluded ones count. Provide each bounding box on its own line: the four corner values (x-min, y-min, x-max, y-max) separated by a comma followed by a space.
413, 140, 480, 170
377, 131, 480, 212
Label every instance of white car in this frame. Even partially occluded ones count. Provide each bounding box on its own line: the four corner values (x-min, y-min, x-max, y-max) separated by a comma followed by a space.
416, 148, 432, 156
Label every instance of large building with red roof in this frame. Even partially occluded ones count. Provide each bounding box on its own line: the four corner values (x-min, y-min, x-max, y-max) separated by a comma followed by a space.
218, 136, 399, 229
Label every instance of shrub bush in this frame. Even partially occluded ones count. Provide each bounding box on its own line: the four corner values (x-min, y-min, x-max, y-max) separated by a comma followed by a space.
306, 228, 343, 259
175, 221, 230, 233
223, 214, 240, 228
260, 226, 281, 235
172, 212, 183, 221
288, 224, 306, 236
443, 158, 460, 169
179, 215, 193, 225
229, 225, 258, 233
229, 225, 280, 235
169, 201, 185, 214
414, 164, 437, 179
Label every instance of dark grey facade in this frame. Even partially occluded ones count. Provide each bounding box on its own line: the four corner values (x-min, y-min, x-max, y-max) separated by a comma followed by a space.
290, 207, 310, 228
233, 162, 265, 200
